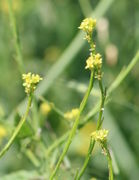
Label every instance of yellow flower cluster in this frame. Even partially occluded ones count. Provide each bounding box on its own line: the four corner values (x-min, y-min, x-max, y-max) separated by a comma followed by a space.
85, 53, 102, 70
91, 129, 108, 142
64, 108, 79, 120
79, 18, 96, 42
79, 18, 96, 33
22, 73, 43, 95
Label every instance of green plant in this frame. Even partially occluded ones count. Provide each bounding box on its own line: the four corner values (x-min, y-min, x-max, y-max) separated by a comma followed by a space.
0, 0, 139, 179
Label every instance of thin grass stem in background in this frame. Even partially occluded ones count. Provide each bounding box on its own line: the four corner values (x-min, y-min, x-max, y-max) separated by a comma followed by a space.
7, 0, 25, 73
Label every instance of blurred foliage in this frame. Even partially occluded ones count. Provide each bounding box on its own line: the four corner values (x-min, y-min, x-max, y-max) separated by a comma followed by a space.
0, 0, 139, 179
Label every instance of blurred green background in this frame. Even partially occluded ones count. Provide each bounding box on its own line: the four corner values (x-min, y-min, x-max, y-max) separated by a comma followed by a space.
0, 0, 139, 179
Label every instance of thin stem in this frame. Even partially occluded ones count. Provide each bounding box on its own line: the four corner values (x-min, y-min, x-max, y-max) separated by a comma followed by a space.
46, 132, 69, 157
108, 50, 139, 94
7, 0, 25, 73
104, 144, 113, 180
74, 169, 79, 180
39, 96, 65, 119
96, 80, 106, 129
78, 139, 96, 180
76, 79, 106, 179
24, 149, 40, 167
0, 95, 32, 158
50, 70, 95, 179
107, 151, 113, 180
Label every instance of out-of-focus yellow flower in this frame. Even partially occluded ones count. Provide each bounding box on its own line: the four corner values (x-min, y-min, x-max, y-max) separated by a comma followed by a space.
91, 129, 109, 142
64, 108, 79, 120
90, 178, 97, 180
22, 73, 43, 95
85, 53, 102, 70
0, 125, 7, 139
40, 102, 51, 116
1, 0, 21, 14
75, 122, 96, 156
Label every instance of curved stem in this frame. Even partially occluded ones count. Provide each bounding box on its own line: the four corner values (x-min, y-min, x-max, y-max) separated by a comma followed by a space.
76, 79, 106, 179
0, 95, 32, 158
50, 70, 94, 179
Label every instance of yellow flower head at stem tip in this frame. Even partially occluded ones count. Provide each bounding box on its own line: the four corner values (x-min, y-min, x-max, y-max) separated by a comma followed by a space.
22, 72, 43, 95
85, 53, 102, 70
91, 129, 109, 142
79, 18, 96, 42
79, 18, 96, 33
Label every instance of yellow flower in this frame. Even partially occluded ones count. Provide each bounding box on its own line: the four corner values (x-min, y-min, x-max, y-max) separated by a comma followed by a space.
85, 55, 94, 70
64, 108, 79, 120
94, 53, 102, 68
85, 53, 102, 70
79, 18, 96, 33
91, 129, 108, 142
0, 125, 7, 139
40, 102, 51, 115
79, 18, 96, 42
22, 72, 43, 95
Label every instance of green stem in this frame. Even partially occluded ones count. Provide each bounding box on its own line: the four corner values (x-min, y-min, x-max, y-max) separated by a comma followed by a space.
24, 149, 40, 167
50, 70, 95, 179
39, 96, 65, 119
76, 79, 106, 179
77, 139, 96, 180
107, 50, 139, 94
104, 144, 113, 180
0, 95, 32, 158
46, 132, 69, 157
96, 80, 106, 129
7, 0, 25, 73
107, 151, 113, 180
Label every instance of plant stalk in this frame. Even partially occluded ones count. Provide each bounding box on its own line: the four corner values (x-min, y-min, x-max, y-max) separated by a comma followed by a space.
7, 0, 25, 73
76, 79, 106, 179
50, 70, 94, 179
0, 95, 32, 158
